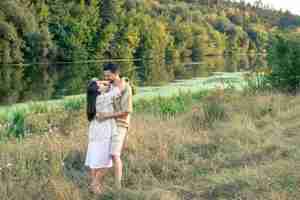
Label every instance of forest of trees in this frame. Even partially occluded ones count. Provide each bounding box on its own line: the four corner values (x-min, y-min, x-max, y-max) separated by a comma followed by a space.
0, 0, 300, 104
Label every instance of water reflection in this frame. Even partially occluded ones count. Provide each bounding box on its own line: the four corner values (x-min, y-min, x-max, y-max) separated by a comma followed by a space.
168, 54, 267, 80
0, 54, 267, 105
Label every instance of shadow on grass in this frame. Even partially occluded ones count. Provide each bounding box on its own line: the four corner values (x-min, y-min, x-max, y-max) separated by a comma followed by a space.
63, 150, 89, 189
221, 145, 292, 169
174, 143, 219, 161
201, 180, 254, 200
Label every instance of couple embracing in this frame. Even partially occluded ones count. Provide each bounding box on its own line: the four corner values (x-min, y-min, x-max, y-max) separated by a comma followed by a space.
84, 63, 133, 194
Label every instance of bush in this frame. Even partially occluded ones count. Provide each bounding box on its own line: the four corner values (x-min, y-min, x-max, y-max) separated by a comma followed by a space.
7, 109, 27, 138
267, 33, 300, 94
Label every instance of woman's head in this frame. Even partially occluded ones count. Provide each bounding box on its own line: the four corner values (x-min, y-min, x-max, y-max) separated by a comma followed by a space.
86, 79, 100, 122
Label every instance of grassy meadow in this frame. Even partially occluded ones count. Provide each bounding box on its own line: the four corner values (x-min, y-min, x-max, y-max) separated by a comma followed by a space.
1, 88, 300, 200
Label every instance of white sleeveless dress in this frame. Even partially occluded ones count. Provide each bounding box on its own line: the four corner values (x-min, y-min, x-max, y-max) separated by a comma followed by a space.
85, 86, 120, 169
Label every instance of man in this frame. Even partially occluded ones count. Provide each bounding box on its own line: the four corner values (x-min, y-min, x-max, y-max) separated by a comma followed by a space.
96, 63, 133, 189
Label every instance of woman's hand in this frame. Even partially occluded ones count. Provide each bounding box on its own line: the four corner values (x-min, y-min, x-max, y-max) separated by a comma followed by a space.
97, 80, 110, 86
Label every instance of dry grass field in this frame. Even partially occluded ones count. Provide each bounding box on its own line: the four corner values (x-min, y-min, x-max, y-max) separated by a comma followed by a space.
1, 91, 300, 200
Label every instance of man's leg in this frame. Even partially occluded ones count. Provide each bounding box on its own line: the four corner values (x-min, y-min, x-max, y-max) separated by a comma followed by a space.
111, 127, 127, 189
89, 168, 96, 185
89, 169, 99, 192
112, 155, 123, 189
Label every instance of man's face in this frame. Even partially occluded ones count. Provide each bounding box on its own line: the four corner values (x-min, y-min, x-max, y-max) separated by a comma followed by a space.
103, 70, 117, 82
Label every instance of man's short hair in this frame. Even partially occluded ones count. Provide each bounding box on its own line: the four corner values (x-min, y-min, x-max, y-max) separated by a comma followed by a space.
103, 63, 120, 74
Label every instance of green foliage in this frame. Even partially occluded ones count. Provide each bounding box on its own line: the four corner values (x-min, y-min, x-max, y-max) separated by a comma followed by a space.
244, 72, 270, 94
0, 65, 24, 104
100, 0, 124, 28
246, 24, 269, 51
7, 109, 27, 138
134, 91, 201, 117
63, 97, 85, 112
0, 0, 299, 105
157, 94, 191, 116
267, 33, 300, 93
28, 102, 50, 114
0, 0, 297, 66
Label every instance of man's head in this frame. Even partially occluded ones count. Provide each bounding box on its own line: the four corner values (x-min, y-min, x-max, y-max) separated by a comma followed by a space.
103, 63, 120, 82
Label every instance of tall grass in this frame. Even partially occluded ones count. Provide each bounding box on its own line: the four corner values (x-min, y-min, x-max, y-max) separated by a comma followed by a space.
134, 91, 195, 117
63, 97, 85, 112
6, 109, 27, 138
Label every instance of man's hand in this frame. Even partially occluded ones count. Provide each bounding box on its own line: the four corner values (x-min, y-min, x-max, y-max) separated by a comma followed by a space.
96, 112, 112, 122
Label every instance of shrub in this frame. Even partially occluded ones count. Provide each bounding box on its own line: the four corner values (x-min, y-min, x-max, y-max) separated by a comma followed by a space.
267, 33, 300, 94
7, 109, 27, 138
63, 97, 85, 112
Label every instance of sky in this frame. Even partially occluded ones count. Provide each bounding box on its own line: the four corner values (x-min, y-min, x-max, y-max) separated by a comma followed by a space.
242, 0, 300, 15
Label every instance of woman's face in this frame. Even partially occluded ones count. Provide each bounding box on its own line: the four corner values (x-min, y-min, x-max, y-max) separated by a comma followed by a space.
97, 82, 109, 93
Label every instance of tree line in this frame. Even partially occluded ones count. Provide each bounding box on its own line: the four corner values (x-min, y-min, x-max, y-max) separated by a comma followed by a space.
0, 0, 299, 103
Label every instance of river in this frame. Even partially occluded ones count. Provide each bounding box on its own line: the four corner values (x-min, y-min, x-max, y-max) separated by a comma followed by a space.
0, 54, 267, 105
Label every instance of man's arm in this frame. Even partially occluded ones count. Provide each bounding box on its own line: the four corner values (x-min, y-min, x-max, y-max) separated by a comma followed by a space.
96, 111, 128, 121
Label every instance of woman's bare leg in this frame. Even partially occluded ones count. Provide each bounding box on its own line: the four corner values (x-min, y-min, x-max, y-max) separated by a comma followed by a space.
95, 168, 107, 185
89, 169, 96, 183
91, 169, 107, 194
89, 169, 98, 191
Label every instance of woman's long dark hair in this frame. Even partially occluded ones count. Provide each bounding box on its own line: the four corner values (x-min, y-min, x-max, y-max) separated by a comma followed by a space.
86, 80, 100, 122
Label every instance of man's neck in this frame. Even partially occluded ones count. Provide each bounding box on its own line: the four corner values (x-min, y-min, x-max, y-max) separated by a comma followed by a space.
113, 76, 121, 85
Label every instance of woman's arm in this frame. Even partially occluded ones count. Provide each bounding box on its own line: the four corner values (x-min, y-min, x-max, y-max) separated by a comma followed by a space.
96, 79, 128, 121
97, 80, 110, 86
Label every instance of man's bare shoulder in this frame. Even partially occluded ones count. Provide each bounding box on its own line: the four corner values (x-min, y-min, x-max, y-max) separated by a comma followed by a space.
121, 78, 132, 92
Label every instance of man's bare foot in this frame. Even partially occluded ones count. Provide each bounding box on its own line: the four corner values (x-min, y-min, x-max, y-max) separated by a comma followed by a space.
115, 181, 122, 190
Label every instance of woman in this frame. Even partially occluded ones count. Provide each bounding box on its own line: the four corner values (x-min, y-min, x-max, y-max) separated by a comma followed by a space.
85, 78, 123, 194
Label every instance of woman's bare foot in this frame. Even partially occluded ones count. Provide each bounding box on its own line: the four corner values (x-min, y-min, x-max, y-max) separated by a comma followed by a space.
89, 180, 103, 194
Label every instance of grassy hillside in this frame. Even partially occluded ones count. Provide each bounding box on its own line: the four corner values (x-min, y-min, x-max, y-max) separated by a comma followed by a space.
1, 90, 300, 200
